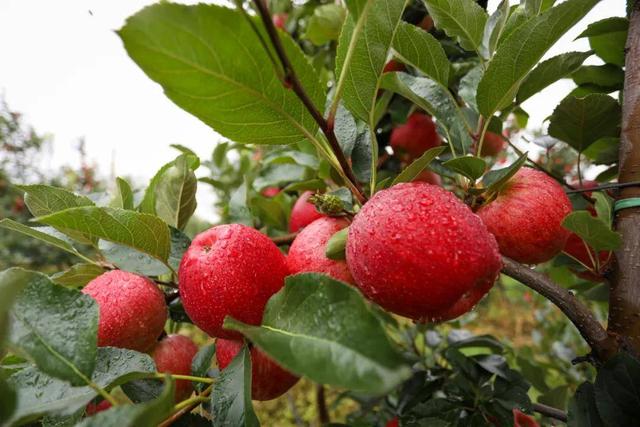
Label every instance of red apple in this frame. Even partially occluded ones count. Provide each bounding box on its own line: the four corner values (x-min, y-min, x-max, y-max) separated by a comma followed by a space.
418, 16, 434, 31
479, 132, 507, 157
477, 168, 572, 264
260, 187, 281, 198
513, 409, 540, 427
346, 182, 501, 322
287, 217, 354, 284
414, 170, 442, 186
386, 417, 399, 427
216, 339, 299, 401
390, 112, 442, 159
151, 334, 199, 401
383, 60, 405, 73
179, 224, 288, 339
272, 13, 287, 30
82, 271, 167, 352
289, 191, 324, 232
86, 399, 112, 415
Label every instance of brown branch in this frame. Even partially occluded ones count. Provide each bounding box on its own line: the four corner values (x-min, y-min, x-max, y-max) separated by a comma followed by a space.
532, 403, 567, 422
316, 384, 330, 425
565, 181, 640, 194
609, 1, 640, 355
271, 232, 298, 245
501, 257, 614, 361
249, 0, 367, 205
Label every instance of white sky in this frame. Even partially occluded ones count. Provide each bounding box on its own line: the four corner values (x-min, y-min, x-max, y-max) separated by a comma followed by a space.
0, 0, 626, 221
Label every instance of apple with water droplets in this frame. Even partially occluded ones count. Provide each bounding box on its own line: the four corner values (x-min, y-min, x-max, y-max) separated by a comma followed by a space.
287, 217, 354, 284
82, 270, 167, 352
477, 168, 572, 264
151, 334, 199, 401
346, 182, 501, 322
390, 112, 441, 159
179, 224, 288, 339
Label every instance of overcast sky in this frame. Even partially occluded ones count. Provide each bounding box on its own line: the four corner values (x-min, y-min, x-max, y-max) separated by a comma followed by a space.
0, 0, 626, 221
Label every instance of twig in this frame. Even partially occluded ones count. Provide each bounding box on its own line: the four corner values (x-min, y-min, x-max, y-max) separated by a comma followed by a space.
533, 403, 568, 422
316, 384, 330, 425
271, 232, 298, 245
158, 384, 213, 427
501, 256, 614, 360
249, 0, 367, 205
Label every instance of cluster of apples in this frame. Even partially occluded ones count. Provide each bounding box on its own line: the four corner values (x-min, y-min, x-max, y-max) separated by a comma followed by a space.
80, 123, 580, 405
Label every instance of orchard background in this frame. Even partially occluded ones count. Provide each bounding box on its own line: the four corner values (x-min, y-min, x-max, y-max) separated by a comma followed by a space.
1, 0, 639, 426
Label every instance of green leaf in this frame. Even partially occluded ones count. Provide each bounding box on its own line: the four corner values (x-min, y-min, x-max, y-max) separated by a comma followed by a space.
480, 0, 510, 59
443, 156, 486, 181
111, 177, 134, 210
0, 378, 16, 423
76, 379, 174, 427
459, 65, 483, 111
548, 94, 621, 152
476, 0, 599, 117
523, 0, 544, 16
5, 268, 98, 386
562, 211, 621, 253
332, 103, 358, 158
422, 0, 488, 54
392, 146, 446, 185
573, 64, 624, 90
593, 353, 640, 427
351, 128, 373, 183
139, 155, 198, 215
392, 22, 450, 85
304, 4, 346, 45
191, 344, 215, 378
576, 17, 628, 66
517, 51, 592, 103
168, 227, 192, 272
0, 269, 27, 344
169, 143, 196, 156
119, 3, 325, 146
593, 192, 613, 226
155, 155, 198, 230
51, 264, 105, 288
227, 181, 254, 227
334, 0, 407, 122
0, 219, 92, 263
325, 228, 349, 260
99, 241, 169, 276
211, 344, 259, 427
380, 72, 473, 152
225, 273, 411, 394
36, 207, 171, 265
482, 152, 528, 194
568, 382, 606, 427
583, 137, 620, 165
16, 184, 95, 218
7, 348, 157, 425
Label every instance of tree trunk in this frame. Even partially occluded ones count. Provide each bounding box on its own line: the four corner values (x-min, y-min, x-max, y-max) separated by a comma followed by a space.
608, 0, 640, 354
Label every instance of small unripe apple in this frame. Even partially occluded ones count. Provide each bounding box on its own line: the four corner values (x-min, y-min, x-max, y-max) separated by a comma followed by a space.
289, 191, 324, 232
414, 170, 441, 186
477, 168, 572, 264
272, 13, 288, 30
179, 224, 288, 339
82, 271, 167, 352
260, 187, 281, 198
151, 334, 199, 401
216, 339, 299, 401
346, 182, 501, 322
390, 112, 441, 159
287, 217, 354, 284
86, 399, 112, 415
479, 132, 507, 157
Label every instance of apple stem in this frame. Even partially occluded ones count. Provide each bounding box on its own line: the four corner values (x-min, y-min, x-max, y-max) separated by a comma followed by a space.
158, 384, 213, 427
